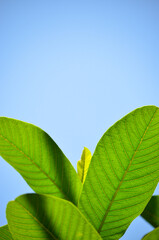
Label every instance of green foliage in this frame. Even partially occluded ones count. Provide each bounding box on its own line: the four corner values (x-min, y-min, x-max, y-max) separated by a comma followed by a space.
0, 117, 82, 205
141, 196, 159, 228
0, 225, 13, 240
142, 227, 159, 240
0, 106, 159, 240
6, 194, 101, 240
78, 106, 159, 240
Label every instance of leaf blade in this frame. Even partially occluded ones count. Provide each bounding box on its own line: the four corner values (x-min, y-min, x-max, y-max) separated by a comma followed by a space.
141, 195, 159, 227
77, 147, 92, 183
79, 106, 159, 240
6, 194, 102, 240
0, 118, 82, 205
0, 225, 13, 240
142, 227, 159, 240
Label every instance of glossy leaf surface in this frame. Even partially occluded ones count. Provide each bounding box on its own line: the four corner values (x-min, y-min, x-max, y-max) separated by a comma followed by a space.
142, 227, 159, 240
6, 194, 102, 240
0, 225, 13, 240
79, 106, 159, 240
141, 195, 159, 227
0, 118, 82, 205
77, 147, 92, 183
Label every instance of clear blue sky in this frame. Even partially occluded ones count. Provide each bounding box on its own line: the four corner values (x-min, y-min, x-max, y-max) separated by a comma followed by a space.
0, 1, 159, 239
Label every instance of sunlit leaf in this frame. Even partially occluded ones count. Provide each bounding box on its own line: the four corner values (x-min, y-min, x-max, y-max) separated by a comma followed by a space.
0, 118, 82, 205
79, 106, 159, 240
77, 147, 92, 183
6, 194, 102, 240
141, 195, 159, 227
142, 227, 159, 240
0, 225, 13, 240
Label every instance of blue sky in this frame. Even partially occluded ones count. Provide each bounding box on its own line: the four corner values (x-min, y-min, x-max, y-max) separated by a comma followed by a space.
0, 1, 159, 239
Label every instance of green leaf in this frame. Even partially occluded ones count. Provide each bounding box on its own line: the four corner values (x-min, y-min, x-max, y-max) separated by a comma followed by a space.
77, 147, 92, 183
0, 118, 82, 205
141, 195, 159, 227
6, 194, 102, 240
142, 227, 159, 240
0, 225, 13, 240
78, 106, 159, 240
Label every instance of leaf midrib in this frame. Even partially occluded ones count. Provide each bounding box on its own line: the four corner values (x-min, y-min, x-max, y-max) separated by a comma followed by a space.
98, 108, 158, 233
0, 132, 68, 200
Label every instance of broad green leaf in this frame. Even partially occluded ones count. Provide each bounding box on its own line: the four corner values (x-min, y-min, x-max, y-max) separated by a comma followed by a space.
6, 194, 102, 240
0, 118, 82, 205
141, 195, 159, 227
0, 225, 13, 239
79, 106, 159, 240
142, 227, 159, 240
77, 147, 92, 183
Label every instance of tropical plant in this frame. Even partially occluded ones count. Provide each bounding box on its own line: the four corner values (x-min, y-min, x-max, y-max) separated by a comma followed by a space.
0, 105, 159, 240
